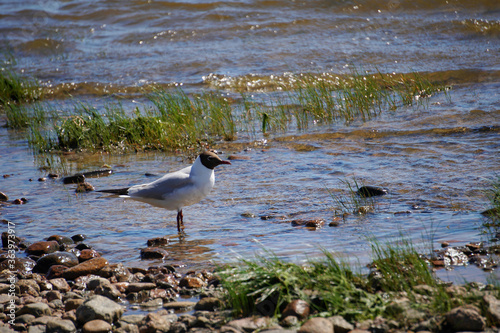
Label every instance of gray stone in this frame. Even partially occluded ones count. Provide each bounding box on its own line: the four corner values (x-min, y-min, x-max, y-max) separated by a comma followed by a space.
445, 305, 486, 332
31, 316, 57, 325
28, 325, 46, 333
76, 295, 124, 324
298, 317, 333, 333
46, 318, 77, 333
17, 302, 52, 317
484, 294, 500, 325
226, 317, 272, 332
119, 315, 145, 325
114, 324, 139, 333
87, 278, 111, 290
327, 315, 353, 333
15, 314, 36, 324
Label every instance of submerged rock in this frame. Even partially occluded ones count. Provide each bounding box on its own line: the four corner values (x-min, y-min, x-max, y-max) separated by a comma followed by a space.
140, 247, 168, 260
0, 192, 8, 201
356, 186, 388, 197
76, 182, 95, 192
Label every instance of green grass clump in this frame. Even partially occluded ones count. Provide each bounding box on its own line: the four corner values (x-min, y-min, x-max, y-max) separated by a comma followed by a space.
5, 102, 48, 129
328, 178, 377, 216
0, 69, 42, 105
218, 251, 385, 321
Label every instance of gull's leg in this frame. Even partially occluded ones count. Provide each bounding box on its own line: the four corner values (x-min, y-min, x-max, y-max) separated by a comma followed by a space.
176, 210, 184, 232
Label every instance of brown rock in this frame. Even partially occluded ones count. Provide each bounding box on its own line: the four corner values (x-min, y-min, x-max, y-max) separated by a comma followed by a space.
49, 278, 71, 292
291, 219, 325, 229
328, 315, 354, 333
445, 305, 486, 332
299, 317, 334, 333
47, 265, 68, 279
79, 249, 101, 262
1, 231, 22, 248
65, 299, 85, 312
179, 276, 205, 289
194, 297, 223, 311
226, 317, 272, 332
47, 235, 74, 246
0, 192, 8, 201
140, 247, 168, 259
82, 319, 112, 333
163, 302, 196, 311
146, 237, 170, 247
126, 283, 157, 293
62, 257, 109, 280
26, 241, 60, 256
0, 257, 36, 274
282, 299, 310, 320
140, 313, 171, 333
76, 182, 95, 193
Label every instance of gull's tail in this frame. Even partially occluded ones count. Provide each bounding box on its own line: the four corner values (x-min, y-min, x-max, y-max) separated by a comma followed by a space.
96, 188, 129, 195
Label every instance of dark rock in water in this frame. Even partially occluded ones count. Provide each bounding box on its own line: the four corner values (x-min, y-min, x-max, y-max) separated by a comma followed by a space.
47, 235, 74, 246
76, 182, 95, 193
71, 234, 87, 242
0, 257, 36, 274
179, 276, 205, 289
357, 186, 388, 197
63, 174, 86, 184
82, 169, 113, 179
26, 241, 60, 256
0, 191, 8, 201
145, 172, 158, 177
140, 247, 168, 260
291, 219, 325, 229
62, 257, 109, 280
47, 173, 59, 179
147, 237, 170, 247
281, 299, 310, 320
2, 231, 22, 248
34, 251, 79, 273
75, 243, 92, 250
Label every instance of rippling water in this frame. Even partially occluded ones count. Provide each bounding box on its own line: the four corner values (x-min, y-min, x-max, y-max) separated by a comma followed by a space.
1, 0, 500, 284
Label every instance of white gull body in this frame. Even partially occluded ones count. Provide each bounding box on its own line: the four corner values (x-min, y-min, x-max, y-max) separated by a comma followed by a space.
98, 151, 231, 231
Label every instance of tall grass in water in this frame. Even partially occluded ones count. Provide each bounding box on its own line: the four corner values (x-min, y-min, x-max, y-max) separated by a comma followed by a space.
0, 69, 42, 105
327, 178, 376, 216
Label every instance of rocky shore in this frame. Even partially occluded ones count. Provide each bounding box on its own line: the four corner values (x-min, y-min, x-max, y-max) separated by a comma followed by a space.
1, 232, 500, 333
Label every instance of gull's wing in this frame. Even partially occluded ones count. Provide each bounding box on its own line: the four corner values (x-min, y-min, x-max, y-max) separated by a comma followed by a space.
127, 166, 193, 200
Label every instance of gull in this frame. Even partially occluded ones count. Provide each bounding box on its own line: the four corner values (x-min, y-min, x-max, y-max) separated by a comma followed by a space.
97, 151, 231, 231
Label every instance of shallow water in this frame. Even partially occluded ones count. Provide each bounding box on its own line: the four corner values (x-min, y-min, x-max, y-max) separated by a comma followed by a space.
1, 0, 500, 285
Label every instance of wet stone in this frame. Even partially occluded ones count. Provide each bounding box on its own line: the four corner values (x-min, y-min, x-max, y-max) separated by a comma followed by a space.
71, 234, 86, 242
46, 318, 77, 333
1, 232, 22, 248
356, 185, 388, 197
163, 301, 196, 311
147, 237, 170, 247
0, 192, 8, 201
140, 247, 168, 260
26, 241, 60, 256
47, 265, 68, 279
34, 251, 79, 273
62, 257, 109, 280
0, 257, 36, 274
76, 182, 95, 193
79, 249, 101, 262
47, 235, 74, 246
63, 174, 86, 184
179, 276, 205, 289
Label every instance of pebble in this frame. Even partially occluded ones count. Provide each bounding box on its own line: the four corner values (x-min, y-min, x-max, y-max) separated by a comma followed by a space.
82, 319, 112, 333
